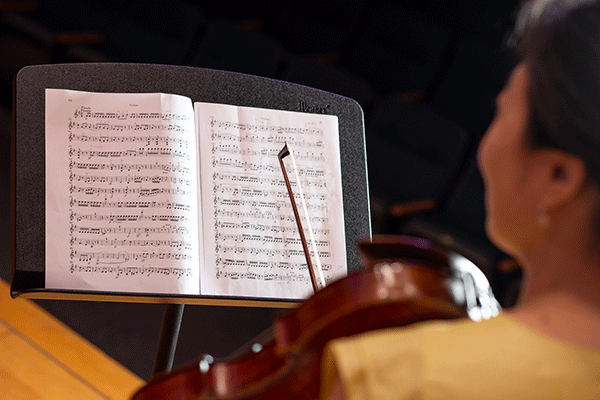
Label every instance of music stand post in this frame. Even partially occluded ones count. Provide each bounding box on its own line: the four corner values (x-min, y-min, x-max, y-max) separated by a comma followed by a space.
152, 303, 185, 376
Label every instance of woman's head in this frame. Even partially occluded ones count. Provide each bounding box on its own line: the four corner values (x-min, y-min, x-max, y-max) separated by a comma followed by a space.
518, 0, 600, 176
477, 0, 600, 260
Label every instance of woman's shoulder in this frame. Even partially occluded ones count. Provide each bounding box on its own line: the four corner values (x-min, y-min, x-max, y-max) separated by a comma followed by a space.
393, 312, 600, 364
508, 292, 600, 352
323, 314, 600, 399
327, 312, 600, 360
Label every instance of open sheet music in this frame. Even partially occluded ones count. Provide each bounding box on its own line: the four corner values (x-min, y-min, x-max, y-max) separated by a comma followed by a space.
45, 89, 346, 300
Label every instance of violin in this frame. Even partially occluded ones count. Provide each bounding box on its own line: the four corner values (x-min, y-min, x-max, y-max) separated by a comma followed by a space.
131, 234, 500, 400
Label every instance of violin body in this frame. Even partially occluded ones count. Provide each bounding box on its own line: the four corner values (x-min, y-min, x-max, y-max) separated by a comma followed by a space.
132, 235, 499, 400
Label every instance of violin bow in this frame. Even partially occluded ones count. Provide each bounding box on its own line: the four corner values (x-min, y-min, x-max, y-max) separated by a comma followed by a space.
278, 143, 326, 293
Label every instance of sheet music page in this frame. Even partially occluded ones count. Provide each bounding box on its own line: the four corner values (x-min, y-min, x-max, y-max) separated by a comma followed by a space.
196, 102, 346, 299
45, 89, 200, 294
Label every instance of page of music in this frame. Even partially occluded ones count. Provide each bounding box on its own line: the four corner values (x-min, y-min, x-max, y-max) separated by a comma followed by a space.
45, 89, 200, 294
45, 89, 346, 300
196, 102, 346, 299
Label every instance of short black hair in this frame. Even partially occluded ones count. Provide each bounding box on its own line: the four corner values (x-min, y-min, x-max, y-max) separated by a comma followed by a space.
511, 0, 600, 183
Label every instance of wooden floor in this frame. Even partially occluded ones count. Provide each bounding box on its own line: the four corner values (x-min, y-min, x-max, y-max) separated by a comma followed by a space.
0, 279, 145, 399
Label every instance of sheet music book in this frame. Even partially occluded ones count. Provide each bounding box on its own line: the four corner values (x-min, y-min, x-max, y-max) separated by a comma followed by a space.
45, 89, 346, 300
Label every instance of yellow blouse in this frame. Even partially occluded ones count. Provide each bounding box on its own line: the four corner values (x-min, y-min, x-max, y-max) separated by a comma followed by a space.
321, 314, 600, 399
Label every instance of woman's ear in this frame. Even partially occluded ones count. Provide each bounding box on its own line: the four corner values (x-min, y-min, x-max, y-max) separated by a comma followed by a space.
541, 150, 588, 211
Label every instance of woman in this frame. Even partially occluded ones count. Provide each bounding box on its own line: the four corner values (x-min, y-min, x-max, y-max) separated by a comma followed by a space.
321, 0, 600, 398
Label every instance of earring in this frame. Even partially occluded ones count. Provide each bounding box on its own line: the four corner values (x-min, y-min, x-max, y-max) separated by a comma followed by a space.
537, 203, 549, 227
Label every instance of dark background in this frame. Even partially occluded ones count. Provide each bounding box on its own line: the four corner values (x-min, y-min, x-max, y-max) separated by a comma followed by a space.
1, 0, 524, 380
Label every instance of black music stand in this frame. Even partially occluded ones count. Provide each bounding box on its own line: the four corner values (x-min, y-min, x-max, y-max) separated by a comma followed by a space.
11, 63, 371, 374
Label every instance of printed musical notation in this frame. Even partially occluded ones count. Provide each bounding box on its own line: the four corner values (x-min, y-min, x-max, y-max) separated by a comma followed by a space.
69, 265, 194, 279
215, 220, 329, 235
70, 185, 192, 197
209, 118, 324, 136
70, 147, 190, 160
66, 99, 196, 263
71, 237, 193, 249
70, 199, 191, 211
69, 173, 192, 186
72, 250, 194, 263
46, 89, 200, 295
45, 89, 345, 298
197, 101, 346, 298
69, 132, 189, 148
214, 269, 311, 284
210, 130, 323, 149
70, 160, 192, 174
73, 105, 190, 121
214, 231, 330, 247
71, 224, 191, 236
68, 121, 188, 132
70, 212, 193, 223
215, 257, 332, 271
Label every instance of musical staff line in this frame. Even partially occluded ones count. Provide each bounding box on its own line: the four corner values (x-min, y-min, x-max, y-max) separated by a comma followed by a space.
216, 245, 331, 258
216, 258, 332, 271
216, 232, 330, 247
70, 161, 191, 174
70, 212, 192, 223
214, 197, 328, 212
209, 118, 324, 136
69, 174, 192, 186
70, 199, 191, 211
72, 224, 190, 236
210, 130, 323, 148
69, 147, 191, 160
70, 185, 192, 198
216, 221, 329, 235
68, 121, 189, 133
214, 269, 311, 283
68, 133, 189, 148
69, 265, 194, 278
71, 237, 193, 249
73, 106, 190, 122
71, 250, 194, 263
212, 183, 327, 202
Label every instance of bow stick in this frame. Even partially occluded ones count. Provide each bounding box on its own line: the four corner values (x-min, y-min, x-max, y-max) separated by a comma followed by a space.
278, 142, 326, 293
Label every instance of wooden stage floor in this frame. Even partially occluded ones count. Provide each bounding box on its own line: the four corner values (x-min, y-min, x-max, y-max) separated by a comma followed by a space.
0, 279, 144, 399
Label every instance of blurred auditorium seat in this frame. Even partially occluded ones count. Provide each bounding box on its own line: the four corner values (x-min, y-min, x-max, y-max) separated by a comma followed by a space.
424, 0, 520, 46
364, 96, 470, 235
398, 153, 521, 307
84, 0, 205, 64
344, 3, 451, 97
278, 53, 376, 112
0, 1, 110, 98
267, 0, 368, 59
18, 0, 128, 38
426, 37, 516, 139
199, 0, 285, 25
399, 156, 490, 265
400, 37, 516, 284
186, 19, 285, 78
0, 12, 50, 104
0, 0, 127, 63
